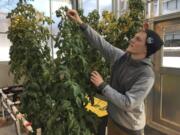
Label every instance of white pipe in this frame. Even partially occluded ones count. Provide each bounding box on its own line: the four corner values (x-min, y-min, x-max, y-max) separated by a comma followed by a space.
0, 89, 8, 100
15, 120, 22, 135
11, 105, 18, 114
1, 98, 5, 119
22, 117, 33, 132
12, 106, 33, 132
2, 102, 16, 121
0, 88, 33, 133
36, 128, 41, 135
14, 101, 21, 105
7, 98, 14, 107
7, 93, 14, 97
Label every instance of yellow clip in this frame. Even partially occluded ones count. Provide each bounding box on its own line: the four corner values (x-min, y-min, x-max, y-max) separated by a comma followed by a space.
85, 97, 108, 117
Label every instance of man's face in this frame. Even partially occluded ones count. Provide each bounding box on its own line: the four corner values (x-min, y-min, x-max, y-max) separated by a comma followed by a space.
126, 31, 147, 56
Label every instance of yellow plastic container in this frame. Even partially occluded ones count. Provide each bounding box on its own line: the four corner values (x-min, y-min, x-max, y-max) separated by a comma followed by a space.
86, 97, 108, 117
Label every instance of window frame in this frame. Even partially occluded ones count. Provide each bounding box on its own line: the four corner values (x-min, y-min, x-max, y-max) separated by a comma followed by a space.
80, 0, 113, 16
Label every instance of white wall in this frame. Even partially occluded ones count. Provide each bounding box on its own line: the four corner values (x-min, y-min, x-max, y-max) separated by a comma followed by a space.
0, 61, 14, 87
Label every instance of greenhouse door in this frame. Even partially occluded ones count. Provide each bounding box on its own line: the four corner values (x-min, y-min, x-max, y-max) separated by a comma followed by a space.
147, 18, 180, 135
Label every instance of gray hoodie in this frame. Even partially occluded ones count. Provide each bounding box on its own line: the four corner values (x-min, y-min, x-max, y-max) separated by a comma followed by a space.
80, 24, 154, 131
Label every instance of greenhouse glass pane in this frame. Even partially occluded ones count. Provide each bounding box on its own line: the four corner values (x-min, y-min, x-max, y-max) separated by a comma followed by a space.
163, 30, 180, 68
162, 0, 180, 15
99, 0, 112, 15
0, 0, 18, 61
83, 0, 97, 16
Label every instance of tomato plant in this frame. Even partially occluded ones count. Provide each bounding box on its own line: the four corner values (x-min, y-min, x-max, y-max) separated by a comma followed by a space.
7, 0, 144, 134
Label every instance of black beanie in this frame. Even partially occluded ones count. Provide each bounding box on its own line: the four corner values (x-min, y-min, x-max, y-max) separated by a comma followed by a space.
145, 29, 164, 57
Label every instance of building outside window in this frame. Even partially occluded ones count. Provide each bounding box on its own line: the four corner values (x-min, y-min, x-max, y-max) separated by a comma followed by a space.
82, 0, 112, 16
154, 0, 159, 16
163, 30, 180, 68
146, 1, 151, 18
145, 0, 180, 18
163, 0, 180, 15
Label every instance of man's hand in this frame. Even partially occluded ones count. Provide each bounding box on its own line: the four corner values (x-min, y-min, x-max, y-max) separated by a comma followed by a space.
90, 71, 104, 87
67, 9, 83, 25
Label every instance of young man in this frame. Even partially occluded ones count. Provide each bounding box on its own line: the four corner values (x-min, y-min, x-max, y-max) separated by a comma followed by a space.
67, 10, 163, 135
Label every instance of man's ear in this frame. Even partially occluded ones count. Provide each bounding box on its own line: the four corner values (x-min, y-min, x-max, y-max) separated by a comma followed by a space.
143, 21, 149, 30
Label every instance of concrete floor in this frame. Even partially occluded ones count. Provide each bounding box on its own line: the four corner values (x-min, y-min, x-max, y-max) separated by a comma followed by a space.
0, 118, 167, 135
145, 126, 167, 135
0, 123, 17, 135
0, 124, 167, 135
0, 118, 26, 135
0, 119, 17, 135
